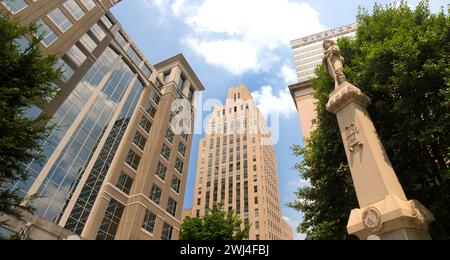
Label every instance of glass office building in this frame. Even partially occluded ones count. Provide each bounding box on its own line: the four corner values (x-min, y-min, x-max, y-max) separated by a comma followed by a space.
1, 0, 204, 240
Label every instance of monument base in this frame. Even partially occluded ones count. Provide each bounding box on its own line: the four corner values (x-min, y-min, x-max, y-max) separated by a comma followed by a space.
347, 194, 434, 240
380, 228, 432, 240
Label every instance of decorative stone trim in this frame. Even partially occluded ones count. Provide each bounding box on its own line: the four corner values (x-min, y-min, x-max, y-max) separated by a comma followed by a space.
410, 200, 435, 227
326, 83, 371, 114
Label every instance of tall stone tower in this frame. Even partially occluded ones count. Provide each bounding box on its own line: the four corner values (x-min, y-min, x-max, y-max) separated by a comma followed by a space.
187, 85, 293, 240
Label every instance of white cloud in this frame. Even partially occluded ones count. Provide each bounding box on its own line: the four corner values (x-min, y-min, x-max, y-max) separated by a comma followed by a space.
171, 0, 186, 16
288, 178, 311, 188
141, 0, 190, 17
251, 86, 296, 119
184, 0, 323, 74
186, 38, 258, 75
141, 0, 168, 10
280, 65, 297, 85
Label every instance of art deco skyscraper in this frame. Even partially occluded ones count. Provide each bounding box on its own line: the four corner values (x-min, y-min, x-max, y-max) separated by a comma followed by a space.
186, 85, 293, 240
0, 0, 204, 240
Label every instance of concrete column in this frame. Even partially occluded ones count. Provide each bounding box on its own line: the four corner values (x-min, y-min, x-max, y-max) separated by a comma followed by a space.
326, 82, 434, 240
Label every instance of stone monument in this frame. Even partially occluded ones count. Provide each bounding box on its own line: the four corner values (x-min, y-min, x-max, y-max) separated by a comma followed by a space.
323, 40, 434, 240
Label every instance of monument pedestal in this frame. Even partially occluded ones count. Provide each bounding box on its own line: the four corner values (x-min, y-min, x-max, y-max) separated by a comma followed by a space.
326, 83, 434, 240
347, 194, 433, 240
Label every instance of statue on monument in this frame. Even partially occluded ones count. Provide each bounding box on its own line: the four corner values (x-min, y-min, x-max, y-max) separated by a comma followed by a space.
323, 40, 347, 88
323, 40, 434, 240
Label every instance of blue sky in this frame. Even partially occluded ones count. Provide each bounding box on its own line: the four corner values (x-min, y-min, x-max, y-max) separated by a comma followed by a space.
111, 0, 448, 240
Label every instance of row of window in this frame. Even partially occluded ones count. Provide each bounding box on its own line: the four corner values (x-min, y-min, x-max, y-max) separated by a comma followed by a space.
2, 0, 96, 15
114, 31, 153, 79
51, 16, 110, 85
149, 185, 178, 217
142, 211, 173, 240
4, 0, 155, 82
34, 0, 101, 47
123, 150, 183, 194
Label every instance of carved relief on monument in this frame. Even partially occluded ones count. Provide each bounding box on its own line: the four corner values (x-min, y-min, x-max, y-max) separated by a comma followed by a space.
345, 123, 363, 152
362, 207, 383, 233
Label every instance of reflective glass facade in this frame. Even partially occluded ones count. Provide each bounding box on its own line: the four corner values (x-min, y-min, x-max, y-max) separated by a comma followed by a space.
65, 80, 144, 234
2, 0, 204, 240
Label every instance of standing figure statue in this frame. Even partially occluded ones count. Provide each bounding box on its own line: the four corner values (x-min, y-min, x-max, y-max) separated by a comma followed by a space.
323, 40, 347, 88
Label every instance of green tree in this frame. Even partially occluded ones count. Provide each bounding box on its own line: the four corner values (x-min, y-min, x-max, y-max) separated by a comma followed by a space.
180, 204, 251, 240
289, 0, 450, 240
0, 16, 61, 223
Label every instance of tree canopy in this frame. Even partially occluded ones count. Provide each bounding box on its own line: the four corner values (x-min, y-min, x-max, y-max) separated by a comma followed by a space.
0, 16, 61, 221
180, 205, 251, 240
289, 0, 450, 240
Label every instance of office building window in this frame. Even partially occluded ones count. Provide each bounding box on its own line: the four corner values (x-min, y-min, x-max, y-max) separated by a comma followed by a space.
80, 0, 96, 10
63, 0, 85, 21
163, 70, 171, 83
90, 23, 106, 41
36, 20, 58, 47
100, 15, 113, 29
254, 197, 258, 204
139, 116, 152, 133
142, 65, 152, 78
166, 197, 177, 217
127, 47, 142, 66
66, 45, 87, 67
55, 59, 75, 82
142, 210, 156, 234
178, 74, 187, 90
144, 101, 157, 118
188, 89, 195, 103
79, 33, 97, 52
125, 150, 141, 170
131, 131, 146, 150
161, 223, 173, 240
48, 8, 73, 33
116, 172, 133, 195
2, 0, 28, 13
96, 199, 124, 240
155, 162, 167, 181
175, 158, 183, 174
115, 32, 128, 49
13, 36, 29, 53
160, 144, 171, 161
150, 89, 160, 105
178, 142, 186, 157
149, 185, 162, 204
171, 176, 181, 193
255, 221, 260, 230
165, 128, 174, 143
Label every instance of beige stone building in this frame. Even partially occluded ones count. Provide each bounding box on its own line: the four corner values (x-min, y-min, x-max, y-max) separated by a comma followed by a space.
289, 23, 358, 142
186, 85, 292, 240
0, 0, 204, 240
281, 219, 294, 240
